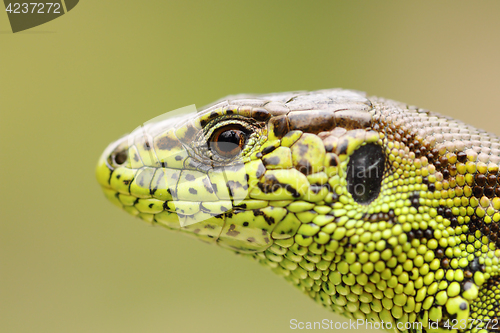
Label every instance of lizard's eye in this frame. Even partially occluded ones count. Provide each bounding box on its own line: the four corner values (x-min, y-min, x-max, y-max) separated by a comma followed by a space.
113, 150, 128, 165
209, 125, 249, 158
346, 143, 385, 204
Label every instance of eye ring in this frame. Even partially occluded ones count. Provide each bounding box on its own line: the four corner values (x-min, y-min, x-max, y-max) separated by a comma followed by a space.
209, 125, 249, 158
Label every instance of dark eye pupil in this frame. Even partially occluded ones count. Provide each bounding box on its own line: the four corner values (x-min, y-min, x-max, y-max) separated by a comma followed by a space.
346, 143, 385, 204
210, 126, 248, 158
218, 130, 242, 151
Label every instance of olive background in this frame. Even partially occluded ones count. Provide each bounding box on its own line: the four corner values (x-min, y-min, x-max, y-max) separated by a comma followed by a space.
1, 1, 500, 332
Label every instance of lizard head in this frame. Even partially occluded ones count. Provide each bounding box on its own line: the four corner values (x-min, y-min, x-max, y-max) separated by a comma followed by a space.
97, 89, 500, 326
96, 89, 382, 253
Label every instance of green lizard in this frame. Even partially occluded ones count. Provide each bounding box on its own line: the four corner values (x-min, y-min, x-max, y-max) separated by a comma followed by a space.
96, 89, 500, 333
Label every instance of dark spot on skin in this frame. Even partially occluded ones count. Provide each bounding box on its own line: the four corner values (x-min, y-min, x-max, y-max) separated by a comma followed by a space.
336, 140, 349, 155
441, 258, 450, 268
226, 224, 240, 237
415, 230, 423, 239
247, 237, 255, 243
148, 203, 154, 208
189, 188, 197, 195
156, 136, 180, 151
328, 155, 339, 167
143, 141, 151, 151
185, 174, 196, 181
473, 186, 483, 198
270, 116, 289, 139
262, 146, 277, 155
475, 173, 486, 186
255, 163, 266, 178
325, 143, 334, 152
202, 178, 214, 194
427, 183, 435, 192
175, 155, 183, 161
227, 181, 243, 197
459, 302, 467, 310
238, 203, 247, 209
264, 237, 270, 243
485, 186, 495, 198
257, 174, 300, 198
263, 156, 281, 166
295, 141, 312, 175
310, 185, 324, 194
182, 124, 198, 142
200, 111, 222, 127
138, 177, 145, 187
243, 222, 249, 226
211, 183, 218, 193
296, 160, 312, 175
254, 209, 275, 226
252, 108, 271, 121
116, 174, 121, 179
488, 175, 497, 186
133, 154, 139, 162
193, 229, 200, 234
123, 180, 131, 185
409, 192, 420, 209
457, 151, 467, 163
439, 156, 448, 167
256, 152, 263, 158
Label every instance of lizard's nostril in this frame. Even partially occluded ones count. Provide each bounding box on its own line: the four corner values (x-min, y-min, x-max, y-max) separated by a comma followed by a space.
114, 150, 128, 165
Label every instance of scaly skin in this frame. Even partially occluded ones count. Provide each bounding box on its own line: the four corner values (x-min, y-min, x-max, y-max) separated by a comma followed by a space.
96, 89, 500, 333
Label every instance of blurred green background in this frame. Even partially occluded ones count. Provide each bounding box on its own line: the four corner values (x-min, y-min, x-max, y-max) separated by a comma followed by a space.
2, 1, 500, 332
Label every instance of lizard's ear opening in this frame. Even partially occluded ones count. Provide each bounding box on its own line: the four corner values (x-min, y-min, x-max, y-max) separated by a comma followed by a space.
346, 143, 385, 205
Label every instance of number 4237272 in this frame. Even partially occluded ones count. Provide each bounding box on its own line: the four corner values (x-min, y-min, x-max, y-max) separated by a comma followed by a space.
5, 3, 61, 14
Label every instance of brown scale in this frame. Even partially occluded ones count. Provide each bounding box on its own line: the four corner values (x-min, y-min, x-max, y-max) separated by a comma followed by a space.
360, 209, 396, 223
468, 213, 500, 250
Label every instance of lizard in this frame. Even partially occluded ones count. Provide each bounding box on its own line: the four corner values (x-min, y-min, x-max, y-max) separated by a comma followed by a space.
96, 89, 500, 333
